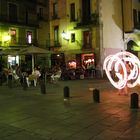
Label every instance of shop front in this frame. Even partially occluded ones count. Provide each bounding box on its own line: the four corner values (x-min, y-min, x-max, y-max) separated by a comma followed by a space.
66, 52, 96, 79
8, 55, 19, 67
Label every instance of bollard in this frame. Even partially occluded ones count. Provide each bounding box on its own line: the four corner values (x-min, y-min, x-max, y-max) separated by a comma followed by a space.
8, 74, 12, 88
130, 93, 139, 109
40, 79, 46, 94
22, 75, 27, 90
64, 86, 70, 100
93, 89, 100, 103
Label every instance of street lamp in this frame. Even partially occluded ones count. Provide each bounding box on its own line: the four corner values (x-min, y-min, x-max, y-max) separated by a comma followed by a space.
61, 30, 69, 41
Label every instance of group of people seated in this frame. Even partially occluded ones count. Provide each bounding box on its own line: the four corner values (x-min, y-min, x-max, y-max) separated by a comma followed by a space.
2, 64, 42, 87
3, 64, 62, 87
61, 67, 85, 80
1, 62, 102, 87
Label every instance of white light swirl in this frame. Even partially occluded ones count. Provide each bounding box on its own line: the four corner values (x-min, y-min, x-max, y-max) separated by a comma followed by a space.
103, 51, 140, 89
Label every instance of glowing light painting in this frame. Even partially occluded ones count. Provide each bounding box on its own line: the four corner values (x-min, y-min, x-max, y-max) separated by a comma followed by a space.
103, 51, 140, 89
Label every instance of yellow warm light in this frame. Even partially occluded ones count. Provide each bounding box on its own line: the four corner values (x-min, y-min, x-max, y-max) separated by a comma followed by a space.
132, 41, 140, 51
133, 45, 140, 51
2, 34, 11, 42
61, 30, 66, 38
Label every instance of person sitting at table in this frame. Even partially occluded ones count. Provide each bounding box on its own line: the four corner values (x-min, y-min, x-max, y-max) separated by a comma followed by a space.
51, 66, 62, 83
27, 67, 41, 87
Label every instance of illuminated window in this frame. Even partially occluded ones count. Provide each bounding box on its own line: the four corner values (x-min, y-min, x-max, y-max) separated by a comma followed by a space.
9, 28, 16, 44
83, 31, 92, 49
54, 26, 59, 46
27, 31, 32, 44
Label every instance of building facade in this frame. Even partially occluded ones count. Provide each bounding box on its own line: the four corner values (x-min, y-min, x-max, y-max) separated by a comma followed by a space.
48, 0, 140, 69
0, 0, 51, 69
0, 0, 38, 67
100, 0, 140, 60
36, 0, 51, 67
1, 0, 140, 72
49, 0, 99, 70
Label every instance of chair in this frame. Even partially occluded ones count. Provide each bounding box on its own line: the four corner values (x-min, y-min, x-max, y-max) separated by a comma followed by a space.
26, 74, 37, 87
12, 71, 21, 87
51, 70, 62, 83
26, 69, 41, 87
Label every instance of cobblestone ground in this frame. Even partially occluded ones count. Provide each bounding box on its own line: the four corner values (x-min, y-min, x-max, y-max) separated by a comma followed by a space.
0, 79, 140, 140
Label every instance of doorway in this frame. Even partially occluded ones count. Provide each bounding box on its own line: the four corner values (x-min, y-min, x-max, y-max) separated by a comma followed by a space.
83, 31, 92, 49
51, 53, 65, 68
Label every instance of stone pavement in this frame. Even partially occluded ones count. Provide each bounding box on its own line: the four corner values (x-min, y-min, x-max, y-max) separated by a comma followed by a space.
0, 79, 140, 140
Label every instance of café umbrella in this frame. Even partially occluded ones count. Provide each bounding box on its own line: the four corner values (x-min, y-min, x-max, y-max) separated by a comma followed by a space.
19, 46, 51, 72
0, 49, 19, 55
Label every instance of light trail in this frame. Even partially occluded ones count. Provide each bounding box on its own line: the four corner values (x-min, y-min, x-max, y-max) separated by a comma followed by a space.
103, 51, 140, 89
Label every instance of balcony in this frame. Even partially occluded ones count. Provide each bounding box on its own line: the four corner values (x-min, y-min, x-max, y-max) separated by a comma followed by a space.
51, 14, 60, 20
37, 14, 49, 21
82, 44, 92, 50
0, 37, 38, 47
74, 13, 99, 29
47, 40, 61, 51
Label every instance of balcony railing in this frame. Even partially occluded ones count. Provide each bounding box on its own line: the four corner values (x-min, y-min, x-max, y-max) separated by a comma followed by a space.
0, 37, 38, 47
82, 44, 92, 50
46, 40, 61, 50
75, 13, 99, 29
37, 13, 49, 21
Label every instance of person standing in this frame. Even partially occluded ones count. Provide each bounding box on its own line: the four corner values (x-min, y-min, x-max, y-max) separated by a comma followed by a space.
118, 61, 131, 95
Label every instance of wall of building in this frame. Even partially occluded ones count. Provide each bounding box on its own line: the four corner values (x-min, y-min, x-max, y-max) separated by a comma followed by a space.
100, 0, 124, 59
125, 0, 140, 56
49, 0, 100, 68
37, 0, 50, 48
